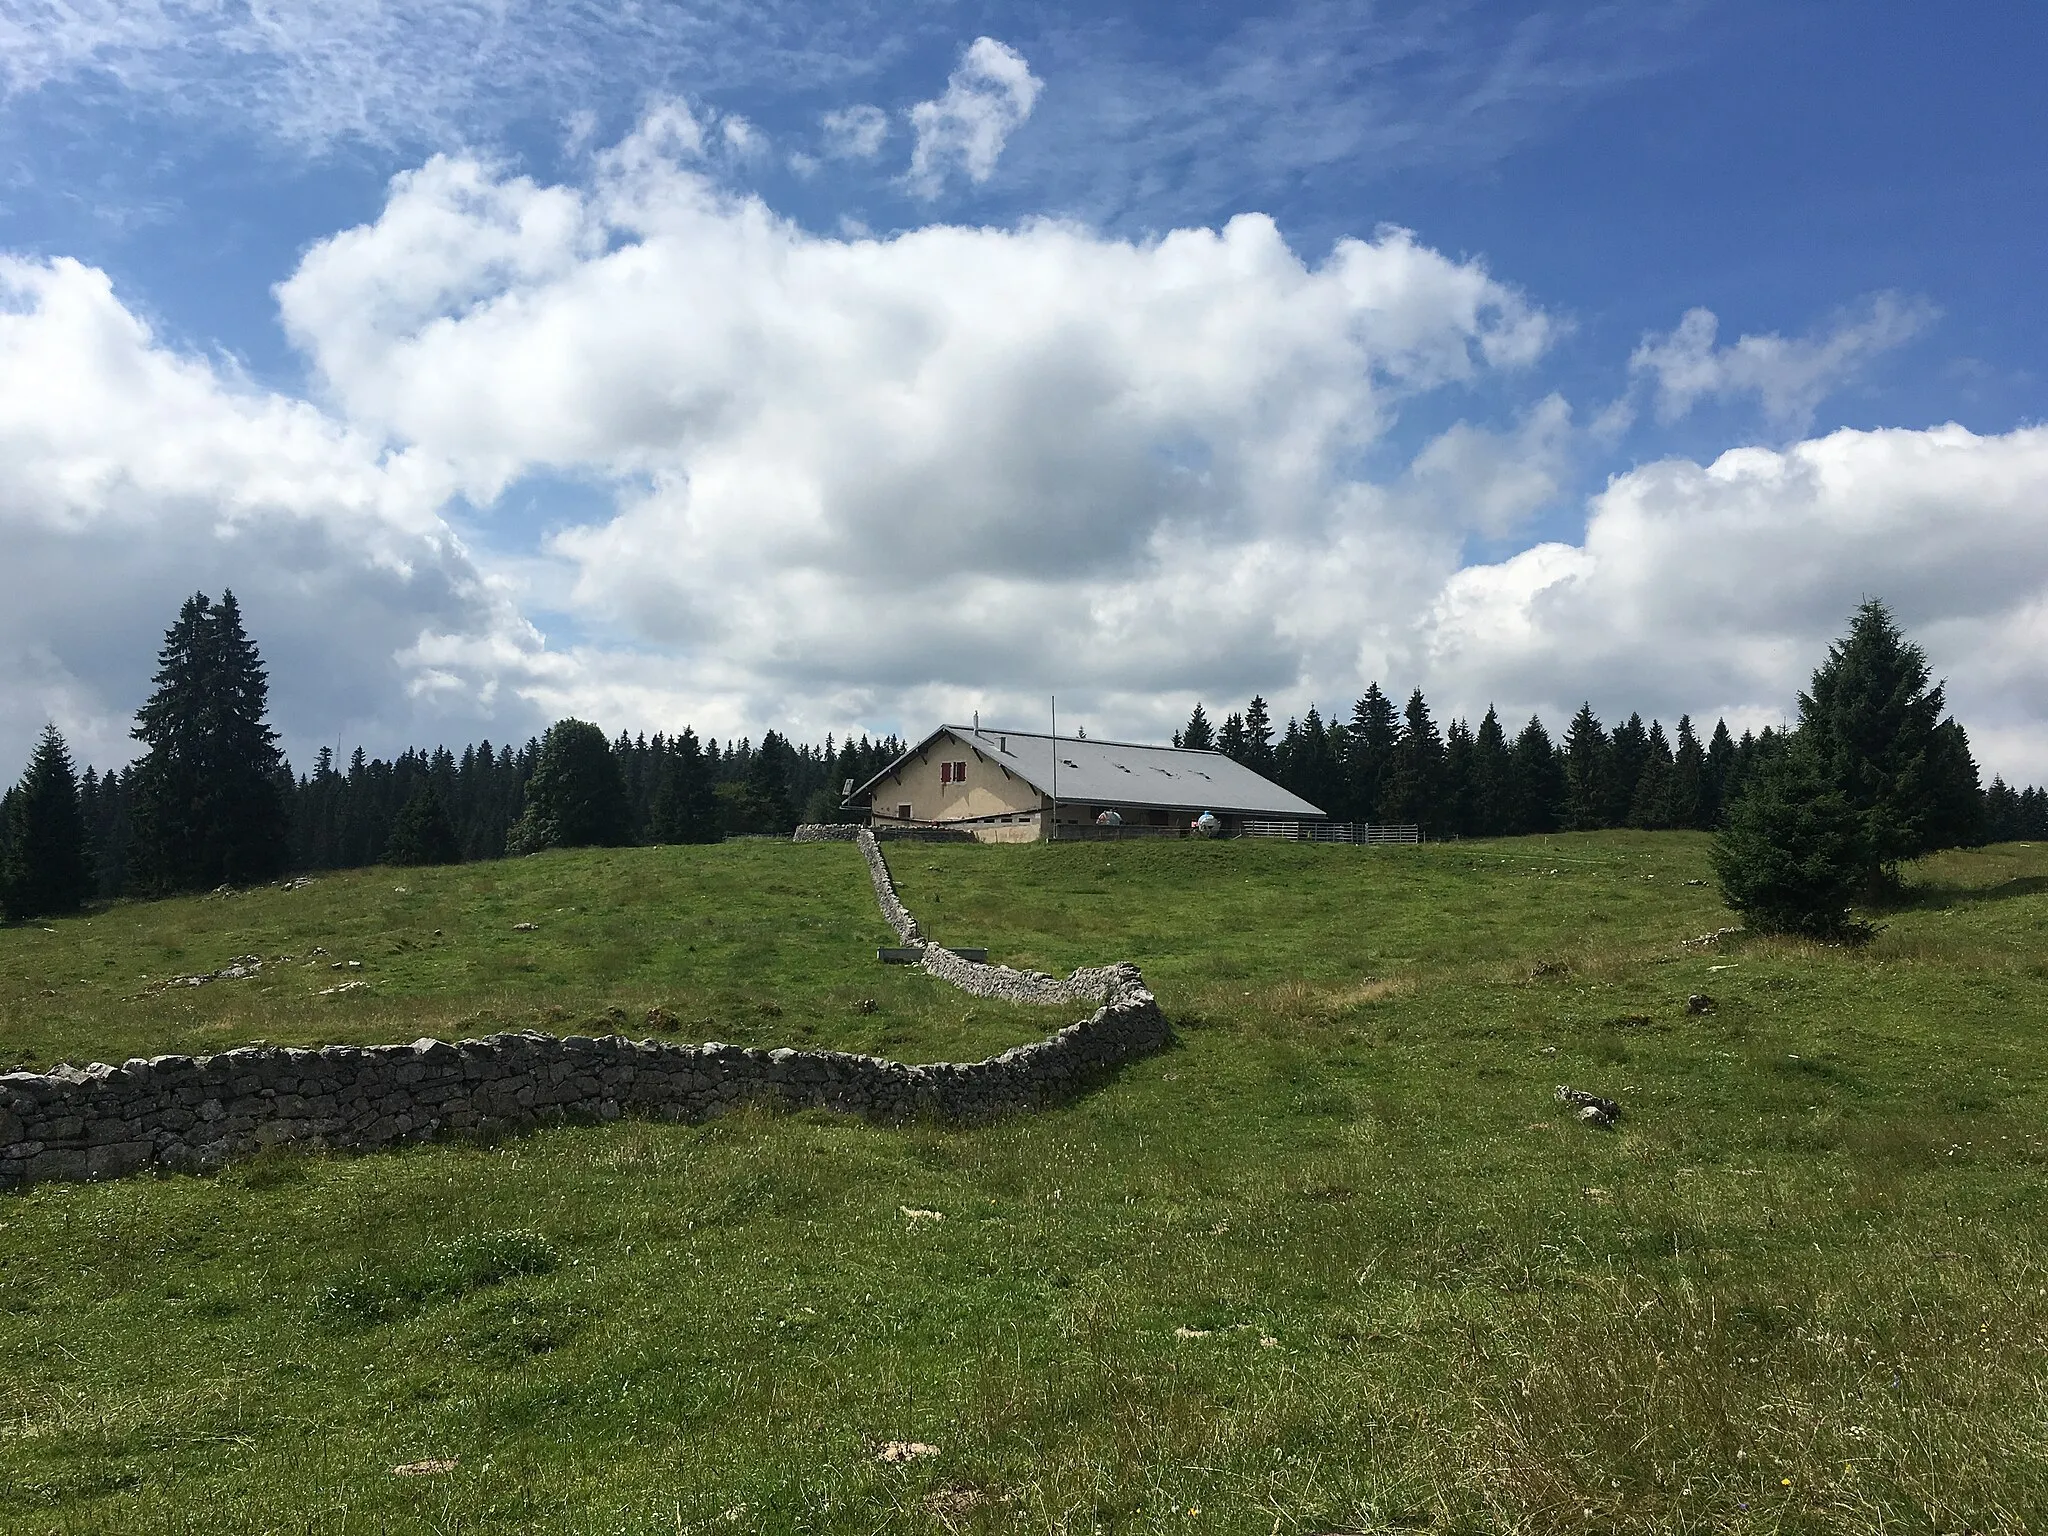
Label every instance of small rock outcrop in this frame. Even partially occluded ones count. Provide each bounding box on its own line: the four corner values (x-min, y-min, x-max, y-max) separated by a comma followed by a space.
1555, 1084, 1621, 1129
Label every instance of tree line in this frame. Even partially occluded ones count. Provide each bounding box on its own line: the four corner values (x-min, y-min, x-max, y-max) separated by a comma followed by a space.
0, 592, 901, 919
1182, 663, 2015, 846
3, 590, 2045, 923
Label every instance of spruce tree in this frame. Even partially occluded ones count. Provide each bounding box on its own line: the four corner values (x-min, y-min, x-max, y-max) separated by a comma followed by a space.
1277, 716, 1306, 794
1179, 703, 1216, 752
1923, 719, 1985, 849
2025, 786, 2048, 839
651, 728, 722, 843
1670, 716, 1706, 830
1383, 690, 1444, 830
1510, 716, 1564, 833
130, 591, 289, 892
1344, 685, 1398, 824
1797, 600, 1981, 887
1703, 719, 1737, 827
1606, 713, 1650, 827
508, 719, 631, 852
1217, 712, 1248, 764
1711, 739, 1871, 940
91, 764, 132, 897
385, 779, 460, 866
740, 730, 798, 833
1441, 717, 1475, 838
2, 725, 91, 921
1984, 777, 2019, 840
1561, 705, 1608, 831
1241, 697, 1276, 775
1471, 707, 1512, 836
1286, 707, 1343, 813
1628, 719, 1675, 829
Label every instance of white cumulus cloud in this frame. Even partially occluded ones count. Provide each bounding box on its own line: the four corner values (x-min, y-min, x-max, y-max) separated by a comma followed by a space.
0, 253, 543, 773
905, 37, 1043, 198
10, 105, 2046, 787
1425, 422, 2048, 776
268, 115, 1555, 750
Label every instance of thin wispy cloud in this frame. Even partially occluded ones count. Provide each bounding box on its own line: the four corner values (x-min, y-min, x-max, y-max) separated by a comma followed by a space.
820, 104, 889, 161
999, 0, 1702, 228
1630, 294, 1939, 430
0, 0, 910, 151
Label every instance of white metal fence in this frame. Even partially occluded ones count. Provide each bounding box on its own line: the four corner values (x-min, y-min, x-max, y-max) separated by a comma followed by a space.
1241, 820, 1421, 844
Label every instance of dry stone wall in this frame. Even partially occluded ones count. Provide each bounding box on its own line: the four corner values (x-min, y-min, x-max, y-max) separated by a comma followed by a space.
1, 831, 1166, 1193
842, 829, 1132, 1008
793, 824, 974, 845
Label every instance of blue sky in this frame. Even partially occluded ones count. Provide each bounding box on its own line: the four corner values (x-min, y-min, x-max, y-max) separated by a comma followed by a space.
2, 1, 2045, 779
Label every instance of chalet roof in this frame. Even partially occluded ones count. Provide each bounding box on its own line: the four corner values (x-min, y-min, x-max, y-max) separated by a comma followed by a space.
853, 725, 1326, 818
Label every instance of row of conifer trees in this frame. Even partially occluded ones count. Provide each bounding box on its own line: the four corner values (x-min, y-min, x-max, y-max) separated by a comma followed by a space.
4, 591, 2046, 921
6, 723, 909, 912
1183, 680, 2018, 845
0, 592, 904, 918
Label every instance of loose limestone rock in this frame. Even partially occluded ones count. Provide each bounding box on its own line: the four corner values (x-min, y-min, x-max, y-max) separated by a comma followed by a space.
1555, 1085, 1621, 1129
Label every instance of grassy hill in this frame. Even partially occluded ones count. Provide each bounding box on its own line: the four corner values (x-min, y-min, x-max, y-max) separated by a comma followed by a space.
3, 833, 2047, 1532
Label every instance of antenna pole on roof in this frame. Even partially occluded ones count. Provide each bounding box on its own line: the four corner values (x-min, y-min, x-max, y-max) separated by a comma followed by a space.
973, 709, 978, 734
1050, 695, 1057, 842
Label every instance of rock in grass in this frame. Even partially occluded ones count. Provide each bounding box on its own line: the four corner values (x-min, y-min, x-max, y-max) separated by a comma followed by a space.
1555, 1085, 1620, 1129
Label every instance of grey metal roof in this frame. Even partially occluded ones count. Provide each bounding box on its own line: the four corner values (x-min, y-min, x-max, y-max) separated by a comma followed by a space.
854, 725, 1326, 818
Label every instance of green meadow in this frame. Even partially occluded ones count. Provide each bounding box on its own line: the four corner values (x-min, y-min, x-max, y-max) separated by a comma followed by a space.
3, 833, 2047, 1533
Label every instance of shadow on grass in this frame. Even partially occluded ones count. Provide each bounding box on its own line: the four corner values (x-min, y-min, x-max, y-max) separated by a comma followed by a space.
1892, 873, 2048, 910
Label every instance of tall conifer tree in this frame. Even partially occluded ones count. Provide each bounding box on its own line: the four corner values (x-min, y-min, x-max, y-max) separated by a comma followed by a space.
1511, 716, 1564, 833
1241, 697, 1276, 775
385, 779, 460, 866
1441, 717, 1475, 837
1561, 705, 1608, 831
2, 725, 91, 920
1383, 689, 1445, 830
651, 729, 720, 842
508, 719, 631, 852
1703, 719, 1737, 827
1670, 716, 1706, 830
1606, 713, 1650, 827
1797, 599, 1983, 883
1344, 685, 1398, 823
1628, 719, 1676, 829
1216, 712, 1248, 764
130, 591, 289, 891
1471, 707, 1512, 836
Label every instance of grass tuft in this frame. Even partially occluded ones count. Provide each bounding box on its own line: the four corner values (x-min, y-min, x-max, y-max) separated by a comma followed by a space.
315, 1229, 562, 1330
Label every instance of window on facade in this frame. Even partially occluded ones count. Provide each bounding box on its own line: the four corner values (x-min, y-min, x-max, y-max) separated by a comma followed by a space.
940, 762, 953, 784
898, 803, 912, 822
942, 760, 965, 784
